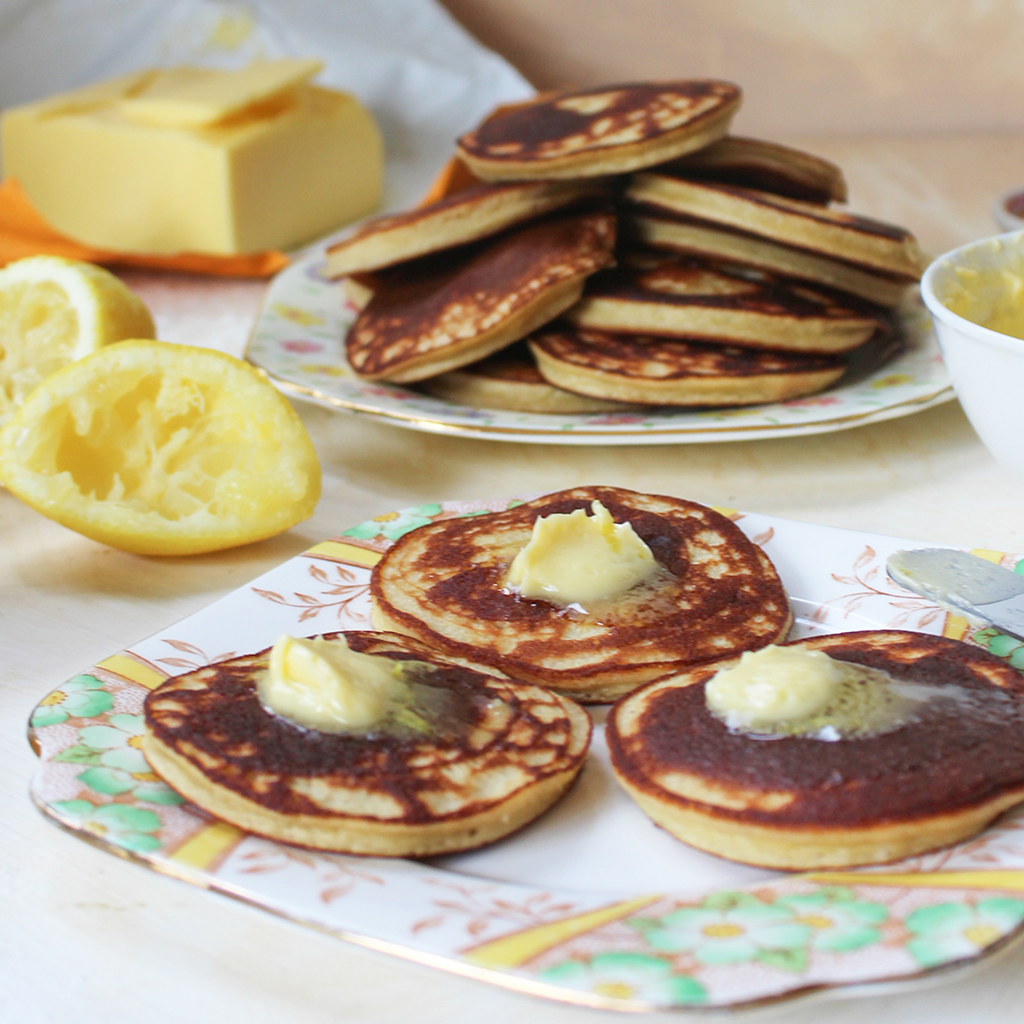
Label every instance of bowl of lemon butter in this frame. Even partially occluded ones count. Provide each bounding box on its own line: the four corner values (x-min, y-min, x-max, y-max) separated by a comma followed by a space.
921, 231, 1024, 476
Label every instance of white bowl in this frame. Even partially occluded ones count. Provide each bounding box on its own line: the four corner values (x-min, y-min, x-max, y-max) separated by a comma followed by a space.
920, 231, 1024, 476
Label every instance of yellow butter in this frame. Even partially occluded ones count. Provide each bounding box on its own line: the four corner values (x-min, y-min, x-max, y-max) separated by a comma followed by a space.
705, 645, 843, 731
943, 241, 1024, 340
1, 61, 382, 255
505, 500, 656, 606
258, 634, 408, 732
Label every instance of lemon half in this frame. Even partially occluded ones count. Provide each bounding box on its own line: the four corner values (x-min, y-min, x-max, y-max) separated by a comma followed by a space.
0, 340, 321, 554
0, 256, 156, 426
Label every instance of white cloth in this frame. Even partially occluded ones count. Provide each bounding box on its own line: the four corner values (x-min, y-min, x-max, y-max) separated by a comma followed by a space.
0, 0, 534, 210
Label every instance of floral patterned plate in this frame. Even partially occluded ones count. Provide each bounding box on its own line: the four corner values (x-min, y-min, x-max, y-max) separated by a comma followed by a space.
245, 249, 954, 445
28, 496, 1024, 1013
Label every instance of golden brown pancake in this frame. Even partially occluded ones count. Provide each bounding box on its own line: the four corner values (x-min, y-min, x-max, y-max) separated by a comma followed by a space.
625, 174, 925, 279
371, 486, 792, 703
418, 342, 642, 413
567, 250, 885, 354
608, 631, 1024, 869
456, 81, 741, 180
624, 209, 910, 308
662, 135, 847, 205
529, 326, 847, 406
142, 630, 591, 857
325, 178, 609, 277
344, 209, 616, 383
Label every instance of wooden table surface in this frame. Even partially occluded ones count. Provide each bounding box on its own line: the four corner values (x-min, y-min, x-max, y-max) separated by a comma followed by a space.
5, 132, 1024, 1023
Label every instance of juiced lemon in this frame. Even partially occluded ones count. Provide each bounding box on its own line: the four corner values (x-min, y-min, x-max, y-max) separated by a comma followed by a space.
0, 340, 320, 554
0, 256, 156, 426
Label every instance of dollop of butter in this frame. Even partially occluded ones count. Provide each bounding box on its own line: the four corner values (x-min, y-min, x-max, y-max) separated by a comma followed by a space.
505, 500, 656, 606
258, 634, 408, 732
942, 242, 1024, 340
705, 645, 844, 732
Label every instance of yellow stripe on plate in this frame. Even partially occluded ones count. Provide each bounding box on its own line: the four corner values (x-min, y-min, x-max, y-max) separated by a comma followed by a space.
463, 895, 659, 969
170, 822, 244, 871
808, 871, 1024, 892
95, 654, 168, 690
971, 549, 1006, 565
711, 506, 739, 520
305, 541, 382, 567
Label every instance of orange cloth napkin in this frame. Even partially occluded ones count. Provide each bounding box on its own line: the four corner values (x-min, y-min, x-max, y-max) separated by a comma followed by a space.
0, 179, 289, 277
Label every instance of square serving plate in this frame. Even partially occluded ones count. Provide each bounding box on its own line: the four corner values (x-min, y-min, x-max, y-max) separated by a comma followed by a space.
27, 496, 1024, 1013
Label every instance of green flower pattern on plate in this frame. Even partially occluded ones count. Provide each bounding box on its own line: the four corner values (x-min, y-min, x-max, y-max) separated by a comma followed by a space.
31, 674, 113, 727
342, 503, 442, 542
52, 713, 183, 805
775, 888, 888, 953
630, 888, 886, 972
540, 953, 706, 1006
50, 800, 163, 853
906, 899, 1024, 968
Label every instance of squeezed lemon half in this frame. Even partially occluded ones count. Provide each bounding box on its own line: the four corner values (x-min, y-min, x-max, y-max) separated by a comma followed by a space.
0, 256, 156, 426
0, 339, 321, 554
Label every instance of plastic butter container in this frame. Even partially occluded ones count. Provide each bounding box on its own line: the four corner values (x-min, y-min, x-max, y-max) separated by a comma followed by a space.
1, 59, 383, 255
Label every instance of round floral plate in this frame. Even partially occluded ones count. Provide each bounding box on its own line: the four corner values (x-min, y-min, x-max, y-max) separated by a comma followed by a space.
28, 496, 1024, 1013
245, 249, 953, 445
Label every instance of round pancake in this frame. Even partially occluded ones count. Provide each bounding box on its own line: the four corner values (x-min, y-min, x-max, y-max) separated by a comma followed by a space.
325, 178, 609, 277
662, 136, 847, 205
625, 174, 925, 279
456, 81, 741, 180
370, 486, 792, 703
142, 630, 591, 857
529, 327, 846, 406
567, 250, 885, 354
418, 342, 642, 414
625, 209, 910, 308
608, 631, 1024, 869
344, 209, 616, 383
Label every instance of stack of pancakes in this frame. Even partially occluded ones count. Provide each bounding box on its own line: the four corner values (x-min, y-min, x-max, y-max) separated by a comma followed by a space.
326, 81, 924, 411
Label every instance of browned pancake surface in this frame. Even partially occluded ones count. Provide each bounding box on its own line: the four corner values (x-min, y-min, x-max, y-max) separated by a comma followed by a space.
532, 327, 846, 381
663, 136, 847, 204
344, 209, 615, 380
457, 81, 740, 175
145, 631, 587, 826
609, 631, 1024, 827
582, 252, 884, 323
371, 486, 791, 700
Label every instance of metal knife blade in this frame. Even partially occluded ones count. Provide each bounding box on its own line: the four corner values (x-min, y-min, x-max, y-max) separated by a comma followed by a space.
887, 548, 1024, 640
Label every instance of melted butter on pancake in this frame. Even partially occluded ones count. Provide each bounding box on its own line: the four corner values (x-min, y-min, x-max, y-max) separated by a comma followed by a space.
704, 644, 935, 738
260, 634, 410, 732
505, 499, 656, 607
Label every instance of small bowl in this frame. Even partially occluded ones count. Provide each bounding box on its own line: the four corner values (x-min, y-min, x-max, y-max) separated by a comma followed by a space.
993, 187, 1024, 232
920, 231, 1024, 475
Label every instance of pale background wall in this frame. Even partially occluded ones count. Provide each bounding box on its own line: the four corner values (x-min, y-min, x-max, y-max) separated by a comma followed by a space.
439, 0, 1024, 137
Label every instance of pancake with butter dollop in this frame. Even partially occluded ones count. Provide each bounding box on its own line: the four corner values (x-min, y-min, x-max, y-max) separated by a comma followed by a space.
370, 486, 791, 702
142, 630, 591, 856
608, 630, 1024, 868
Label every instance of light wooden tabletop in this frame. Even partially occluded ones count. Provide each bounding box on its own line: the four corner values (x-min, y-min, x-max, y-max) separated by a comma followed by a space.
6, 132, 1024, 1023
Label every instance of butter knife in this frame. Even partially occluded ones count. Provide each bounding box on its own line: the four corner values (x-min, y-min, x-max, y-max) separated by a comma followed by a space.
887, 548, 1024, 640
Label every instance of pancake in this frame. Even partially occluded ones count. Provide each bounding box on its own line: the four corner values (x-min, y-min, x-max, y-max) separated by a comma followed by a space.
370, 486, 792, 703
625, 174, 925, 280
529, 326, 847, 406
607, 631, 1024, 869
325, 178, 609, 277
344, 209, 616, 383
418, 342, 643, 413
456, 81, 741, 181
142, 630, 591, 857
625, 209, 910, 308
662, 135, 847, 205
342, 271, 378, 311
567, 251, 885, 354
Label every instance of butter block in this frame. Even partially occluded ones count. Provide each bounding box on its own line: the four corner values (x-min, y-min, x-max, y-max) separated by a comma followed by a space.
1, 61, 383, 255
